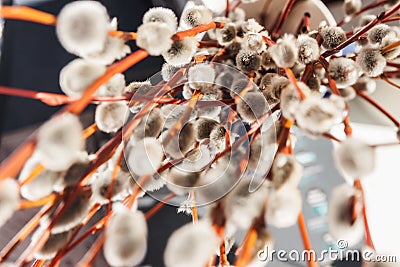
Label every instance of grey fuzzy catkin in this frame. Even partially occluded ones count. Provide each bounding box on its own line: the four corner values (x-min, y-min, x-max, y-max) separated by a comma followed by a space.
235, 49, 261, 73
320, 26, 347, 50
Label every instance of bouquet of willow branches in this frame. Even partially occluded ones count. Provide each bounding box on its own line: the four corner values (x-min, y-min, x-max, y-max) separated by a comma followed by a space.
0, 0, 399, 266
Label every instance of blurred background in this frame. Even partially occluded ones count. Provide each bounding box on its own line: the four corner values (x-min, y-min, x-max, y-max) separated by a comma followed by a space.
0, 0, 398, 266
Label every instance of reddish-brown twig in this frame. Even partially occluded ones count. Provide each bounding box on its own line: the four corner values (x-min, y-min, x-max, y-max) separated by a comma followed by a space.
355, 89, 400, 127
271, 0, 296, 38
323, 2, 400, 58
337, 0, 389, 26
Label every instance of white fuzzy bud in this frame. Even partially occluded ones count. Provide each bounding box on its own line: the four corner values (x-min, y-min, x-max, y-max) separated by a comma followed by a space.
164, 221, 220, 267
210, 125, 226, 151
353, 76, 377, 94
237, 92, 268, 123
91, 169, 130, 204
161, 63, 180, 81
230, 78, 255, 98
241, 18, 264, 33
320, 26, 347, 50
297, 34, 320, 65
359, 15, 376, 27
180, 142, 216, 171
143, 7, 178, 32
333, 137, 375, 178
269, 34, 298, 68
0, 179, 20, 228
162, 37, 197, 66
126, 137, 164, 176
344, 0, 362, 16
295, 94, 346, 137
161, 104, 198, 128
59, 58, 106, 98
280, 82, 311, 121
82, 36, 131, 65
269, 76, 290, 100
56, 1, 109, 56
306, 75, 321, 91
188, 63, 216, 91
36, 113, 84, 171
95, 101, 129, 133
259, 73, 278, 91
49, 189, 91, 234
224, 179, 269, 229
328, 57, 360, 88
260, 51, 276, 70
130, 173, 166, 193
380, 35, 400, 59
356, 46, 386, 77
166, 167, 201, 195
216, 23, 237, 46
385, 0, 400, 8
96, 73, 125, 97
194, 118, 219, 140
133, 108, 165, 140
272, 153, 303, 190
126, 81, 152, 95
228, 8, 246, 23
339, 87, 357, 101
32, 227, 72, 259
367, 24, 396, 44
181, 6, 213, 28
104, 210, 147, 267
267, 186, 302, 228
162, 122, 195, 159
19, 155, 63, 201
328, 183, 364, 247
242, 32, 265, 53
236, 49, 261, 73
137, 22, 173, 56
60, 156, 91, 189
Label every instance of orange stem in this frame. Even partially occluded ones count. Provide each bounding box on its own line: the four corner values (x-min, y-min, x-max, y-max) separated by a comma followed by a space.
0, 140, 36, 181
0, 86, 69, 106
284, 68, 306, 100
353, 179, 375, 250
19, 193, 57, 209
108, 30, 137, 41
19, 164, 44, 187
82, 123, 98, 139
0, 6, 56, 25
67, 49, 149, 114
219, 242, 229, 266
298, 212, 319, 267
106, 150, 124, 211
172, 22, 224, 41
381, 40, 400, 54
235, 228, 258, 267
31, 259, 46, 267
189, 191, 199, 223
0, 204, 53, 261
